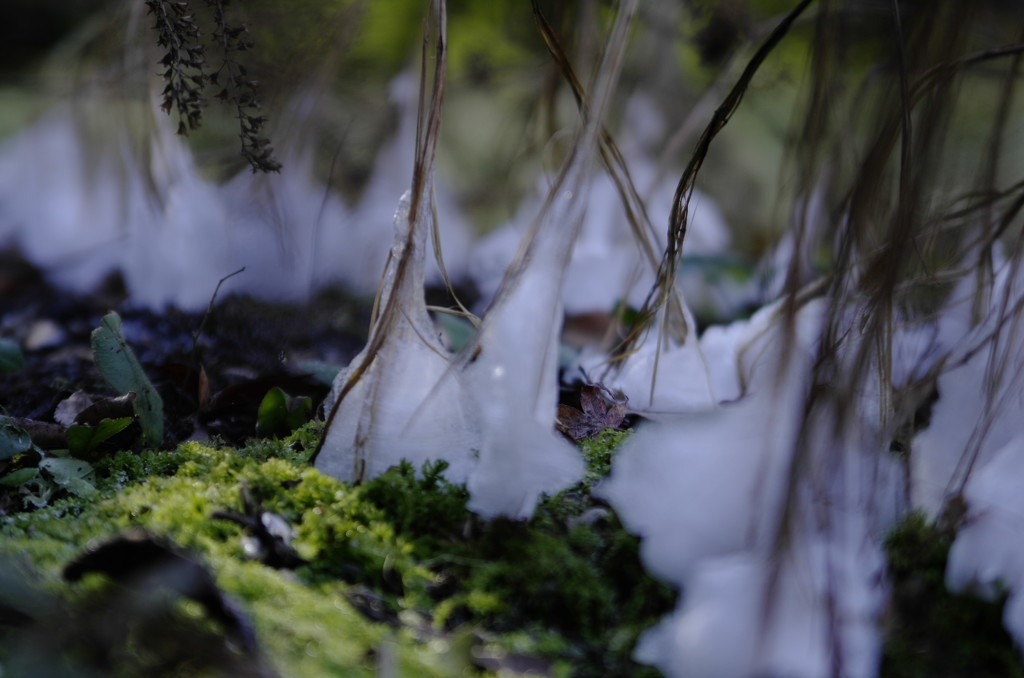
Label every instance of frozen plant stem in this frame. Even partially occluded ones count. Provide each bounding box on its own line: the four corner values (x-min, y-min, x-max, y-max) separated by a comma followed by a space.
456, 0, 639, 517
315, 0, 639, 519
313, 0, 473, 484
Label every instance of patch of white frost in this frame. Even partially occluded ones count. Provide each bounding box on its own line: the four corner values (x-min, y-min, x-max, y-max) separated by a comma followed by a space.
0, 107, 127, 291
0, 73, 473, 309
316, 192, 478, 484
910, 254, 1024, 519
600, 299, 900, 677
586, 292, 786, 416
460, 206, 587, 517
593, 313, 717, 415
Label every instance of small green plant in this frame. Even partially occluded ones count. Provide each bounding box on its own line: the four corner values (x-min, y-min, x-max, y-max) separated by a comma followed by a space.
0, 415, 97, 508
255, 387, 313, 438
0, 311, 169, 509
354, 438, 674, 677
65, 417, 134, 459
0, 415, 31, 460
90, 312, 164, 446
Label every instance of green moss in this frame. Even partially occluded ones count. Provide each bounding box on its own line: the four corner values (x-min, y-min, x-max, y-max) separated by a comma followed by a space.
94, 447, 186, 488
0, 426, 670, 677
350, 432, 675, 676
357, 460, 471, 554
0, 441, 458, 677
578, 429, 631, 491
882, 511, 1024, 678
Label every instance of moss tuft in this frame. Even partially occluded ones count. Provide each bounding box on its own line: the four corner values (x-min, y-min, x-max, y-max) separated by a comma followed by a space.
578, 429, 631, 491
347, 432, 676, 676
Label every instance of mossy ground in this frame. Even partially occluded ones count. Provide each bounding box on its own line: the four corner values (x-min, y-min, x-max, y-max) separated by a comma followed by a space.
0, 424, 672, 677
881, 511, 1024, 678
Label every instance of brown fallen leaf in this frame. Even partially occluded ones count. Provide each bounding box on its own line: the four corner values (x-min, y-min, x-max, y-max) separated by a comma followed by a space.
54, 391, 136, 427
556, 382, 628, 441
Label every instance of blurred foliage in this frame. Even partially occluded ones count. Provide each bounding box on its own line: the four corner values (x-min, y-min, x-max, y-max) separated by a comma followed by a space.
0, 0, 930, 240
5, 0, 1021, 213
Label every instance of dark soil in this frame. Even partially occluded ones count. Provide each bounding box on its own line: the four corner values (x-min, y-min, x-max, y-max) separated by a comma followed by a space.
0, 250, 369, 449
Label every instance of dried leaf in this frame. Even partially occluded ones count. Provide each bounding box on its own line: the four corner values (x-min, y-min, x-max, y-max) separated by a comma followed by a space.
211, 484, 306, 569
73, 393, 137, 426
556, 383, 628, 441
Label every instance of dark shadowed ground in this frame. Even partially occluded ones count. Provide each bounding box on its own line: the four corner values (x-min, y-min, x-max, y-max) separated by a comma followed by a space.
0, 251, 367, 452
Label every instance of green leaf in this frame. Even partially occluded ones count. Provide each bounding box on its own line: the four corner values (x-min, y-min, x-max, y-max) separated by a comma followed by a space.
256, 386, 288, 437
0, 416, 32, 460
90, 312, 164, 445
0, 467, 38, 487
61, 476, 98, 498
285, 395, 313, 432
0, 338, 24, 373
39, 457, 96, 497
257, 388, 312, 437
66, 417, 134, 457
